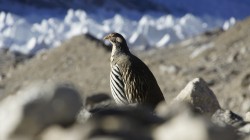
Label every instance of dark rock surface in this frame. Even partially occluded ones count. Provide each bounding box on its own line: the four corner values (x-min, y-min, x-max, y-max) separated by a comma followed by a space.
84, 107, 163, 140
85, 93, 114, 113
211, 109, 245, 128
241, 73, 250, 88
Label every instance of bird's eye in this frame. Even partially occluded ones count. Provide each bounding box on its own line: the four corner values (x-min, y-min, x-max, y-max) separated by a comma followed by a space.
116, 37, 122, 43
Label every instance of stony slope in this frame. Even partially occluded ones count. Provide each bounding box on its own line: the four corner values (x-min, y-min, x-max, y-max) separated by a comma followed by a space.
0, 17, 250, 117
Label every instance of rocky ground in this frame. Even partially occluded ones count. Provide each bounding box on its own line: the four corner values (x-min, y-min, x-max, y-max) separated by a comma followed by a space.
0, 17, 249, 140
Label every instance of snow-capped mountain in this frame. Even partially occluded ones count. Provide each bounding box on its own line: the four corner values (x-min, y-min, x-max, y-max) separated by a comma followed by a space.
0, 0, 249, 54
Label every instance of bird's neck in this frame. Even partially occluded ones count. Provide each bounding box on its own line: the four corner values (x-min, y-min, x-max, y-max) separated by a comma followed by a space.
111, 45, 118, 57
111, 44, 130, 63
111, 44, 130, 57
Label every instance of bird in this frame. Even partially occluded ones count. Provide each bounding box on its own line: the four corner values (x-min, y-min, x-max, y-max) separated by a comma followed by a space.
103, 32, 165, 109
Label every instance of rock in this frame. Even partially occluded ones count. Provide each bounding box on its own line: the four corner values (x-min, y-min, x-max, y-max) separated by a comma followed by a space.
211, 109, 245, 128
174, 78, 221, 116
227, 52, 239, 63
159, 64, 180, 75
241, 99, 250, 113
76, 108, 92, 124
243, 135, 250, 140
246, 112, 250, 122
0, 81, 83, 139
155, 101, 200, 119
241, 73, 250, 88
153, 114, 208, 140
84, 106, 164, 140
85, 93, 113, 113
155, 101, 170, 118
190, 43, 214, 59
238, 123, 250, 136
0, 73, 6, 81
39, 125, 86, 140
153, 103, 238, 140
0, 49, 15, 79
0, 81, 42, 140
0, 48, 32, 83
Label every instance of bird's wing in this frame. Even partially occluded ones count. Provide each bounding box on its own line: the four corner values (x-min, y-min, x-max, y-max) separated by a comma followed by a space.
110, 64, 128, 104
124, 55, 153, 103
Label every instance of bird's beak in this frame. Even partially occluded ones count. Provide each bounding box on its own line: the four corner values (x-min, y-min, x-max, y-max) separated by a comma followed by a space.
103, 35, 110, 40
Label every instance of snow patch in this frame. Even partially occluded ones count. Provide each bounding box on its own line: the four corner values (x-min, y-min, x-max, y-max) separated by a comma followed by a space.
223, 17, 236, 30
190, 43, 214, 59
0, 9, 236, 54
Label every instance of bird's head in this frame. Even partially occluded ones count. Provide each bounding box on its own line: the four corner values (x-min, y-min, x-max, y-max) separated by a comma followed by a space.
103, 32, 130, 54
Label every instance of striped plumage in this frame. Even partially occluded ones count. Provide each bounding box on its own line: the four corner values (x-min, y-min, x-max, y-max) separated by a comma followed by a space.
110, 64, 128, 104
104, 32, 165, 109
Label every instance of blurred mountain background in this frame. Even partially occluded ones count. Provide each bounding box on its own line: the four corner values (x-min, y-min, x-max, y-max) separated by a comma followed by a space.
0, 1, 250, 139
0, 0, 249, 54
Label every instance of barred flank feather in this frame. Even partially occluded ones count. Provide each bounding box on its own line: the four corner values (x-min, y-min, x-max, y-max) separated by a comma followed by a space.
110, 65, 128, 105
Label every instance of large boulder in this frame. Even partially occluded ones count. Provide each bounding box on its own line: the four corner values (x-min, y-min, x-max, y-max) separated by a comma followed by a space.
174, 78, 221, 116
0, 80, 83, 139
153, 102, 238, 140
